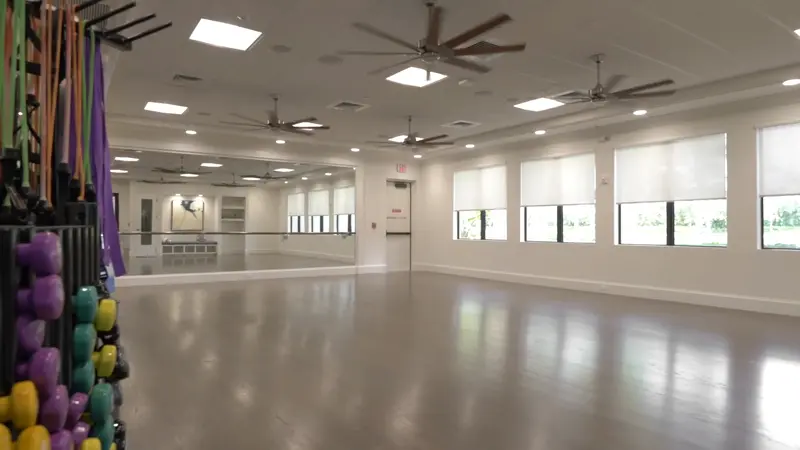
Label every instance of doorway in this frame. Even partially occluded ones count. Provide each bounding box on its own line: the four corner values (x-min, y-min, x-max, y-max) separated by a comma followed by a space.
386, 181, 411, 271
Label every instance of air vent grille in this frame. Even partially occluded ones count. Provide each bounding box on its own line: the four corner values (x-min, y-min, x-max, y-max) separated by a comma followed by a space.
328, 101, 370, 112
442, 120, 481, 129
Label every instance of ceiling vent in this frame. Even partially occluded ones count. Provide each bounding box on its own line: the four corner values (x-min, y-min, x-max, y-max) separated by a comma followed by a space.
442, 120, 481, 129
172, 73, 203, 83
328, 101, 370, 112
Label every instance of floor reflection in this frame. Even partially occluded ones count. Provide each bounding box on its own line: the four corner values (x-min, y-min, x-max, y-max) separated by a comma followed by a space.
117, 272, 800, 450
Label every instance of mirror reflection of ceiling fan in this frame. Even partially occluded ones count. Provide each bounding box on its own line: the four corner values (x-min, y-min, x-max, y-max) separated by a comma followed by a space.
220, 97, 331, 135
553, 54, 677, 104
366, 116, 455, 148
139, 177, 186, 185
151, 156, 211, 176
339, 1, 527, 76
241, 163, 296, 181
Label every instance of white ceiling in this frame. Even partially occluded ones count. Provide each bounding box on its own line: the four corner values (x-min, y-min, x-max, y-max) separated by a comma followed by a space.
105, 0, 800, 158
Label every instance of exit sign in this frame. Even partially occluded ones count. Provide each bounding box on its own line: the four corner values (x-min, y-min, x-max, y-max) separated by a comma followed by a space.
396, 164, 407, 173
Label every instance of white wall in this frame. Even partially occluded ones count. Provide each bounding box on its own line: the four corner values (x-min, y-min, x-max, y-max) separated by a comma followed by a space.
413, 101, 800, 315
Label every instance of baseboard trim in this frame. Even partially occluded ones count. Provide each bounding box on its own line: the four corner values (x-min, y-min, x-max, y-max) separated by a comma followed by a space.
357, 264, 387, 274
413, 263, 800, 317
117, 266, 359, 287
278, 248, 356, 264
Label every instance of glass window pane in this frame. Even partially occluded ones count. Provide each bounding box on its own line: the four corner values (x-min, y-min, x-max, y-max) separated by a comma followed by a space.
350, 214, 356, 233
336, 215, 348, 232
763, 195, 800, 249
674, 199, 727, 247
619, 202, 667, 245
485, 209, 507, 240
563, 204, 596, 243
311, 216, 320, 233
322, 216, 331, 232
524, 206, 557, 242
287, 216, 292, 232
299, 216, 306, 233
458, 210, 482, 240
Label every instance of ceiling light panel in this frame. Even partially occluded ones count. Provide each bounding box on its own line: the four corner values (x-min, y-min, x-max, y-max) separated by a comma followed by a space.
386, 67, 447, 88
632, 110, 648, 116
180, 173, 199, 178
783, 79, 800, 86
273, 168, 294, 173
389, 135, 424, 143
189, 19, 263, 51
292, 122, 323, 128
242, 177, 261, 181
115, 156, 139, 162
201, 162, 223, 168
144, 102, 187, 115
514, 98, 564, 112
110, 169, 128, 174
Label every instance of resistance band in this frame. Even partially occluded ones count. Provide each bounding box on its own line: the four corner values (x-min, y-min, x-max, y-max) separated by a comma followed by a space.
46, 2, 64, 202
60, 0, 72, 171
15, 0, 30, 190
38, 0, 49, 201
0, 0, 6, 154
83, 25, 94, 189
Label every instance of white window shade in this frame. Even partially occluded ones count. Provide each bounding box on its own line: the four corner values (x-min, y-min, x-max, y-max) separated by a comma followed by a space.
334, 186, 355, 214
453, 166, 507, 211
308, 190, 330, 216
521, 153, 595, 206
287, 193, 305, 216
759, 123, 800, 196
615, 133, 726, 203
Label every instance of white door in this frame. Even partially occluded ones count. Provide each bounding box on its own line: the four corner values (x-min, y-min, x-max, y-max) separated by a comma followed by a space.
386, 181, 411, 271
131, 197, 158, 257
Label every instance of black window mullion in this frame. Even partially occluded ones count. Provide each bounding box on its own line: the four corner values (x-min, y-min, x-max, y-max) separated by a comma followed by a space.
523, 207, 528, 241
617, 204, 622, 244
349, 214, 354, 233
556, 205, 564, 243
455, 211, 460, 239
480, 210, 487, 240
666, 201, 675, 246
760, 196, 765, 249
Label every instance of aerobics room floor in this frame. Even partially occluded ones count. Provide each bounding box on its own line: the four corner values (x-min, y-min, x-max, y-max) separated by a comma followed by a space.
122, 253, 346, 275
116, 272, 800, 450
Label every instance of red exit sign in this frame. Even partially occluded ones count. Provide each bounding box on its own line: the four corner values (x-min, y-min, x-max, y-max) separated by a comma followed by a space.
396, 164, 407, 173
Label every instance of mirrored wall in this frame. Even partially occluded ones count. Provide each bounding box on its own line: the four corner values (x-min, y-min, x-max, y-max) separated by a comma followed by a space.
111, 149, 356, 276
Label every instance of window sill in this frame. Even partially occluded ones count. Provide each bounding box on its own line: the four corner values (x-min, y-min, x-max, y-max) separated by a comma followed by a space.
615, 243, 728, 249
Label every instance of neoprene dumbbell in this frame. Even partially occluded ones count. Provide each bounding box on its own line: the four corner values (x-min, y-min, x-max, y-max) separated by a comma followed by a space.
17, 231, 62, 275
39, 384, 69, 432
92, 346, 118, 378
73, 286, 99, 324
72, 421, 91, 447
50, 429, 74, 450
95, 298, 117, 332
72, 360, 96, 395
0, 381, 38, 430
111, 383, 123, 407
97, 324, 119, 346
66, 393, 89, 429
88, 384, 114, 424
18, 347, 61, 397
16, 425, 50, 449
113, 420, 126, 449
0, 424, 9, 449
91, 419, 115, 450
16, 315, 45, 355
16, 275, 65, 321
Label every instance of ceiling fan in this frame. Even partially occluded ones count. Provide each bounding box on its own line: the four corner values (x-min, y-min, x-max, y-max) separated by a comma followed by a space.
139, 178, 187, 185
554, 54, 676, 104
241, 163, 295, 181
366, 116, 455, 148
212, 174, 253, 188
339, 1, 526, 76
220, 97, 331, 135
151, 156, 211, 176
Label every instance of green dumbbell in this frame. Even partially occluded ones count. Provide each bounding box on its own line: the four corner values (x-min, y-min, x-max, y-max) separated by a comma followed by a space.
73, 286, 99, 324
89, 384, 113, 424
73, 324, 97, 364
90, 417, 114, 450
72, 361, 96, 395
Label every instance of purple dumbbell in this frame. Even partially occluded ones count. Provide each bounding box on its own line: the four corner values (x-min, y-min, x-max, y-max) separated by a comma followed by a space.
17, 232, 62, 275
65, 393, 88, 429
50, 429, 73, 450
15, 362, 28, 380
40, 385, 68, 432
28, 347, 60, 396
17, 315, 45, 355
16, 275, 64, 321
72, 422, 90, 447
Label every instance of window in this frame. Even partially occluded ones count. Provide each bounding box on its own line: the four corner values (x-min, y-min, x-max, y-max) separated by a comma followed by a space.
287, 192, 305, 233
615, 133, 727, 246
308, 190, 330, 234
334, 186, 356, 233
759, 123, 800, 249
453, 166, 507, 240
520, 153, 596, 243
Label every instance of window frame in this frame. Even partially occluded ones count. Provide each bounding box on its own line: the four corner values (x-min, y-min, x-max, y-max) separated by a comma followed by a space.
309, 215, 330, 233
455, 209, 506, 241
336, 213, 355, 233
522, 204, 596, 244
760, 194, 800, 250
288, 215, 305, 233
617, 199, 727, 247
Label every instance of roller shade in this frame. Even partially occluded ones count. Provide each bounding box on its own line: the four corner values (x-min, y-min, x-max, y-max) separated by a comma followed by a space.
334, 186, 355, 214
521, 153, 595, 206
453, 165, 507, 211
615, 133, 727, 203
287, 193, 305, 216
308, 190, 330, 216
759, 123, 800, 196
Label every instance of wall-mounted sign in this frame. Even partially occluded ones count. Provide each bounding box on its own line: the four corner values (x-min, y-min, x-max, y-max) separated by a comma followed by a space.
396, 164, 407, 174
392, 208, 402, 214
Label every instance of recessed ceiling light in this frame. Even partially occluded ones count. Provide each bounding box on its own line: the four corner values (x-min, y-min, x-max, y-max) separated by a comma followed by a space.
389, 135, 424, 143
274, 168, 294, 173
197, 194, 203, 197
284, 180, 289, 184
783, 79, 800, 87
185, 130, 197, 135
514, 98, 565, 112
386, 67, 447, 88
180, 173, 199, 178
351, 148, 360, 152
325, 172, 332, 176
144, 102, 187, 115
414, 154, 422, 159
242, 176, 261, 181
465, 144, 475, 149
301, 177, 308, 180
109, 169, 128, 174
276, 140, 286, 144
200, 162, 223, 168
189, 18, 262, 51
115, 156, 139, 162
794, 28, 800, 37
632, 109, 648, 116
292, 122, 323, 128
175, 193, 181, 196
534, 129, 546, 135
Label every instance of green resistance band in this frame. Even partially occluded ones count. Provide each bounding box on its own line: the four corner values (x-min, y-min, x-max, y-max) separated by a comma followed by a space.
16, 0, 29, 188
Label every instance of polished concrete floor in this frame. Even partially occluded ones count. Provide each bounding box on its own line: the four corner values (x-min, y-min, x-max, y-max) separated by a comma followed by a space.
116, 272, 800, 450
122, 253, 347, 275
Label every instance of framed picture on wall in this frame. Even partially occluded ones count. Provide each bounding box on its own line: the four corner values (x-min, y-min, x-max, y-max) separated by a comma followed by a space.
170, 198, 205, 231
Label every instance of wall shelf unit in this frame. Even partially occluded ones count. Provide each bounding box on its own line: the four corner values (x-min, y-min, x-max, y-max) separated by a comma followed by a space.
220, 196, 247, 253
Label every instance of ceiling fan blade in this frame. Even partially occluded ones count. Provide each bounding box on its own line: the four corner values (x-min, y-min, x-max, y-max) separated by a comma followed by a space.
229, 113, 264, 124
338, 50, 419, 56
612, 79, 675, 96
151, 168, 181, 174
419, 134, 449, 143
285, 117, 317, 126
441, 56, 491, 74
443, 13, 512, 49
282, 127, 314, 136
603, 74, 626, 92
219, 121, 265, 128
453, 43, 526, 56
613, 90, 677, 99
368, 57, 422, 75
417, 141, 455, 146
352, 22, 419, 52
426, 6, 443, 47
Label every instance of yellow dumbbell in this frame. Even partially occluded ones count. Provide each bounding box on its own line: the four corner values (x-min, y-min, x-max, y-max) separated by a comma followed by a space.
94, 299, 117, 332
81, 438, 102, 450
91, 345, 118, 378
0, 424, 10, 450
16, 425, 49, 450
0, 381, 38, 430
